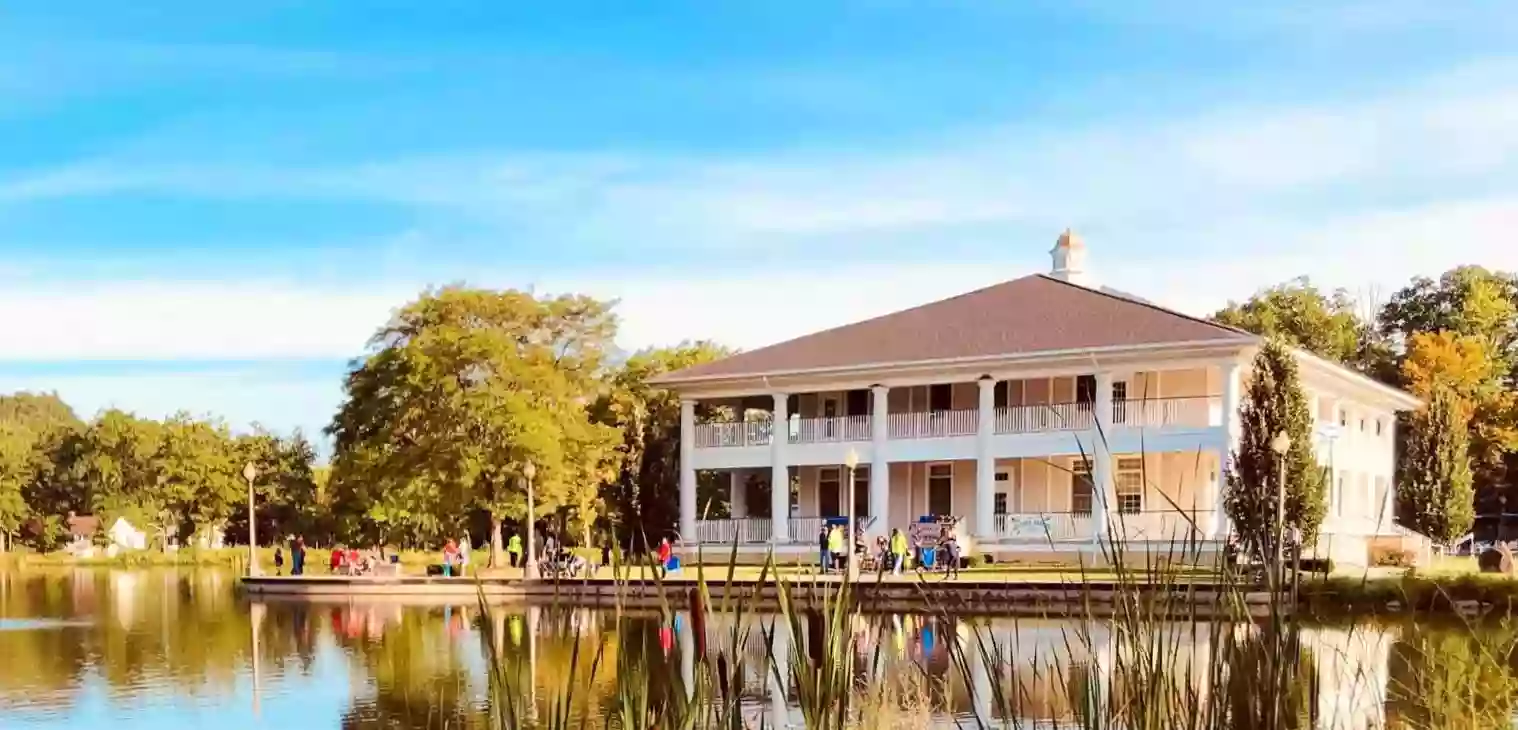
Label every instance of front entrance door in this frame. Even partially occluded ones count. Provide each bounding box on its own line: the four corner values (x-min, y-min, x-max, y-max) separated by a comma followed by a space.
819, 468, 841, 517
927, 464, 953, 516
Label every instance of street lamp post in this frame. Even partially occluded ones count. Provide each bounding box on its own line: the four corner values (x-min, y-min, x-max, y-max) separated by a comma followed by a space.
243, 462, 259, 577
1269, 432, 1292, 581
523, 461, 539, 581
844, 449, 860, 582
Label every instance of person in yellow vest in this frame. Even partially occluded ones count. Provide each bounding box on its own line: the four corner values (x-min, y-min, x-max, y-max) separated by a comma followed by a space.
889, 528, 908, 576
827, 524, 845, 572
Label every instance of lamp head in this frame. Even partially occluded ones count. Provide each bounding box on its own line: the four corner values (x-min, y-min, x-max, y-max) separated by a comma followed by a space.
523, 461, 537, 481
242, 462, 258, 482
843, 449, 859, 470
1270, 432, 1292, 455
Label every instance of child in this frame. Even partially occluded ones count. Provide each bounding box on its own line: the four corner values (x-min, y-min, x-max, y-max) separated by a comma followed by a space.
273, 546, 284, 576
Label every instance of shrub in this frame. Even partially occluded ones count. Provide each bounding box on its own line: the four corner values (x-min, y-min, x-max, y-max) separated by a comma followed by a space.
1372, 547, 1417, 567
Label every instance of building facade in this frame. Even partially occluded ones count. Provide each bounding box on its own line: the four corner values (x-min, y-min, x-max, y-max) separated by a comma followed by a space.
655, 232, 1419, 565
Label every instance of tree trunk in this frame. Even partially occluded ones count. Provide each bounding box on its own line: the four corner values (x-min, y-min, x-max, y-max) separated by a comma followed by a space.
0, 530, 7, 553
490, 515, 504, 568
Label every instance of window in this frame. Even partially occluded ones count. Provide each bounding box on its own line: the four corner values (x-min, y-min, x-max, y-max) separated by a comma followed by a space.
995, 470, 1011, 515
1339, 408, 1348, 427
1115, 457, 1143, 514
993, 381, 1008, 409
1375, 419, 1383, 436
993, 493, 1008, 515
1359, 418, 1366, 433
819, 468, 841, 517
1071, 460, 1093, 515
928, 464, 954, 515
929, 384, 953, 412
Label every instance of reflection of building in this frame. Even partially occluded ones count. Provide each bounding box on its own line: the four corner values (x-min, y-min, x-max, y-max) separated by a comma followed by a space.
1302, 625, 1396, 730
657, 232, 1420, 568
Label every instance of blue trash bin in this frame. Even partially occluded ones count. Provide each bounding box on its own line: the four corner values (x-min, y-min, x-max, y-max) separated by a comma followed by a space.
920, 546, 937, 569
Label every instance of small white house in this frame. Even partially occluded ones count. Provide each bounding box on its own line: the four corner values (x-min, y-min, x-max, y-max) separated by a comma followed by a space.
64, 514, 149, 558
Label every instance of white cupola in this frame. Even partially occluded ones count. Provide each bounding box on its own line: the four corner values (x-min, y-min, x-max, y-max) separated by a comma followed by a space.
1049, 228, 1093, 287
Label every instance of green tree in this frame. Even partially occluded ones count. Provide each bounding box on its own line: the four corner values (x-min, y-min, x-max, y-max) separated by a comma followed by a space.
328, 287, 625, 565
0, 423, 32, 552
226, 428, 322, 546
1213, 277, 1376, 369
591, 342, 732, 546
1223, 338, 1328, 560
1397, 384, 1476, 544
1379, 266, 1518, 369
155, 414, 242, 548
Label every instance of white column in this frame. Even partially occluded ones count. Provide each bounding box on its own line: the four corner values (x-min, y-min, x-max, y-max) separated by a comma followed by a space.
869, 385, 890, 539
975, 377, 996, 539
679, 399, 698, 543
1092, 371, 1114, 541
730, 470, 747, 519
771, 393, 790, 543
1213, 361, 1242, 539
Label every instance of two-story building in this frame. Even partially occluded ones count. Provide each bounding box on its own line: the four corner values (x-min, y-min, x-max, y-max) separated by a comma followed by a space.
654, 231, 1420, 567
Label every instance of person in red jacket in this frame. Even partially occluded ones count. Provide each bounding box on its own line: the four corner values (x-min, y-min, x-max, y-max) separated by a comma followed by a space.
656, 538, 673, 576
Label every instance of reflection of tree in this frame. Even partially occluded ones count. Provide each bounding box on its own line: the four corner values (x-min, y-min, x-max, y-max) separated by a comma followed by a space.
337, 606, 485, 730
1388, 620, 1518, 729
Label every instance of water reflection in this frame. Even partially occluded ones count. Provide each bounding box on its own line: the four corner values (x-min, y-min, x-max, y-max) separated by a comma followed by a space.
0, 568, 1513, 729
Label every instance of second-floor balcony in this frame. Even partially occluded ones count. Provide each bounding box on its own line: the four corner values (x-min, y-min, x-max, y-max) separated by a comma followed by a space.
693, 396, 1222, 449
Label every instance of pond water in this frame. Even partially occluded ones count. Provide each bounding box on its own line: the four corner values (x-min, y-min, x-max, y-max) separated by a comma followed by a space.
0, 568, 1514, 729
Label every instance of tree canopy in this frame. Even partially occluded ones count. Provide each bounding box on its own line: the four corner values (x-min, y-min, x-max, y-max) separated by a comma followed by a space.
327, 287, 625, 564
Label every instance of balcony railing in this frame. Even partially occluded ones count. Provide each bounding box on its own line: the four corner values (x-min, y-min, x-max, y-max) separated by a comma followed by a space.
1107, 510, 1212, 542
692, 397, 1221, 448
1114, 397, 1221, 428
789, 415, 872, 444
993, 402, 1094, 434
887, 409, 978, 440
694, 420, 773, 448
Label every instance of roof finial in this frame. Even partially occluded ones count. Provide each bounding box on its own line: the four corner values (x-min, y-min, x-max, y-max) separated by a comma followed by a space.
1049, 228, 1092, 287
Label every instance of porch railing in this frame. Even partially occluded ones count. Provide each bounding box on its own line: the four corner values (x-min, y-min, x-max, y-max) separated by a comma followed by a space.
887, 409, 978, 439
694, 518, 774, 544
787, 516, 877, 541
694, 420, 773, 448
993, 512, 1094, 541
1107, 510, 1212, 542
789, 415, 872, 444
992, 510, 1213, 542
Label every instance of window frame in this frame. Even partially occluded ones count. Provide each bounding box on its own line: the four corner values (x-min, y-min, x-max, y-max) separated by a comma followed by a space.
1071, 459, 1093, 515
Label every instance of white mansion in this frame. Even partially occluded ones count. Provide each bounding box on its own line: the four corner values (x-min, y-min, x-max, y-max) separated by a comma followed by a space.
654, 232, 1421, 566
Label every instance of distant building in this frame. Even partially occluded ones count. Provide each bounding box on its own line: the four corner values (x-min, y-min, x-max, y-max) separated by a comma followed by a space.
63, 513, 148, 557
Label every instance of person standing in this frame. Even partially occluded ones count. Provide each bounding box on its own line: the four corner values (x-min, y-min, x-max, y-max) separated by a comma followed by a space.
942, 534, 961, 579
656, 538, 673, 577
890, 529, 908, 576
599, 538, 613, 577
442, 539, 459, 577
291, 536, 306, 576
459, 536, 471, 576
817, 525, 832, 574
507, 532, 523, 568
827, 524, 845, 573
273, 545, 284, 576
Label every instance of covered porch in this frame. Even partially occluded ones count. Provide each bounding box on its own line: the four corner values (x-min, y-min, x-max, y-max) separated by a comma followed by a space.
691, 450, 1225, 549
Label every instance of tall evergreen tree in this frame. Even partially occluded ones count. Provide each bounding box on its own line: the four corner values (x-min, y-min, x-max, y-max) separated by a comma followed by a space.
1224, 338, 1328, 560
1398, 385, 1476, 544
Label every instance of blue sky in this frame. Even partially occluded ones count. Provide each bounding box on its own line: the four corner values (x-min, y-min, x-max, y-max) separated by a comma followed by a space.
3, 1, 1518, 446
